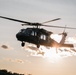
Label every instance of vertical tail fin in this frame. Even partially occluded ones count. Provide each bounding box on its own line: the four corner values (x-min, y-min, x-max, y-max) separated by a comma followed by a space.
60, 32, 67, 44
60, 25, 67, 44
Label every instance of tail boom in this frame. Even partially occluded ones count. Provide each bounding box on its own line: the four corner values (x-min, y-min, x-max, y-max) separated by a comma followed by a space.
60, 44, 74, 48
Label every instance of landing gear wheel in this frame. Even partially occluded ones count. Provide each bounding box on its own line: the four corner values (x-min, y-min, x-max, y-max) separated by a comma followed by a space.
21, 42, 25, 47
37, 44, 40, 48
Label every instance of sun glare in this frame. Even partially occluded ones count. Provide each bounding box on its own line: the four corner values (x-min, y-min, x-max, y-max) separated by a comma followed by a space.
39, 46, 61, 63
25, 40, 76, 63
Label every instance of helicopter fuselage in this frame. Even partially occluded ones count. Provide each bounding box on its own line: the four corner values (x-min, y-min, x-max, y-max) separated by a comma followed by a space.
16, 28, 74, 48
16, 28, 59, 48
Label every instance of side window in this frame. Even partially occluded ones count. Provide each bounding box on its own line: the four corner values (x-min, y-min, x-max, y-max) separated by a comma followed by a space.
40, 34, 46, 40
31, 31, 37, 36
31, 31, 34, 36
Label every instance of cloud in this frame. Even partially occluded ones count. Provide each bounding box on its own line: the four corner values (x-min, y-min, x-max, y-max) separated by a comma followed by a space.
27, 74, 32, 75
5, 58, 24, 64
15, 59, 24, 63
66, 37, 76, 44
24, 44, 76, 59
24, 45, 45, 56
16, 59, 24, 63
27, 46, 39, 51
0, 44, 13, 50
1, 45, 9, 49
25, 44, 39, 52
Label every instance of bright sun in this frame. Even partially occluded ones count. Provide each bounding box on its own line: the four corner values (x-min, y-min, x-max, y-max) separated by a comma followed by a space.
39, 46, 61, 63
26, 44, 76, 63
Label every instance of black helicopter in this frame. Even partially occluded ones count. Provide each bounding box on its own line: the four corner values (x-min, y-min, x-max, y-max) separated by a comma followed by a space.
0, 16, 76, 48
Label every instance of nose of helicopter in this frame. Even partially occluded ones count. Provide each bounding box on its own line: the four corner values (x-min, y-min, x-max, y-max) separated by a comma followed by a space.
16, 32, 20, 40
16, 32, 23, 41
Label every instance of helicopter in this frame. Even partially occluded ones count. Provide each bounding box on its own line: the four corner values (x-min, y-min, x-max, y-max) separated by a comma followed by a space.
0, 16, 76, 49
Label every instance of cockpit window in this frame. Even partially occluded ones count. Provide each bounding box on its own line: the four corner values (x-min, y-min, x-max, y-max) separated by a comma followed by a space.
19, 29, 31, 35
26, 29, 32, 35
21, 29, 25, 33
20, 28, 37, 36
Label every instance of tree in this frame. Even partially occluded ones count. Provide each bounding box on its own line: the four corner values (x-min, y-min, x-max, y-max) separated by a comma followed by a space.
0, 69, 24, 75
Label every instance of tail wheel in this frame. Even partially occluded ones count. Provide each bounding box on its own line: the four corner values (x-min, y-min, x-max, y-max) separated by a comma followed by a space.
21, 42, 25, 47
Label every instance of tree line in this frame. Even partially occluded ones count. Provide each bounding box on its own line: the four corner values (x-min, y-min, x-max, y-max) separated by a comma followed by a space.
0, 69, 24, 75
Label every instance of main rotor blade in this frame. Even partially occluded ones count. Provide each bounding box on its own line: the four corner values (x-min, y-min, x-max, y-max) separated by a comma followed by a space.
42, 18, 61, 24
0, 16, 31, 24
41, 24, 76, 29
0, 16, 76, 30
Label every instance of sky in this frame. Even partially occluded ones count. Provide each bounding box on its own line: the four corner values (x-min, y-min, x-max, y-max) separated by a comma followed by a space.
0, 0, 76, 75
